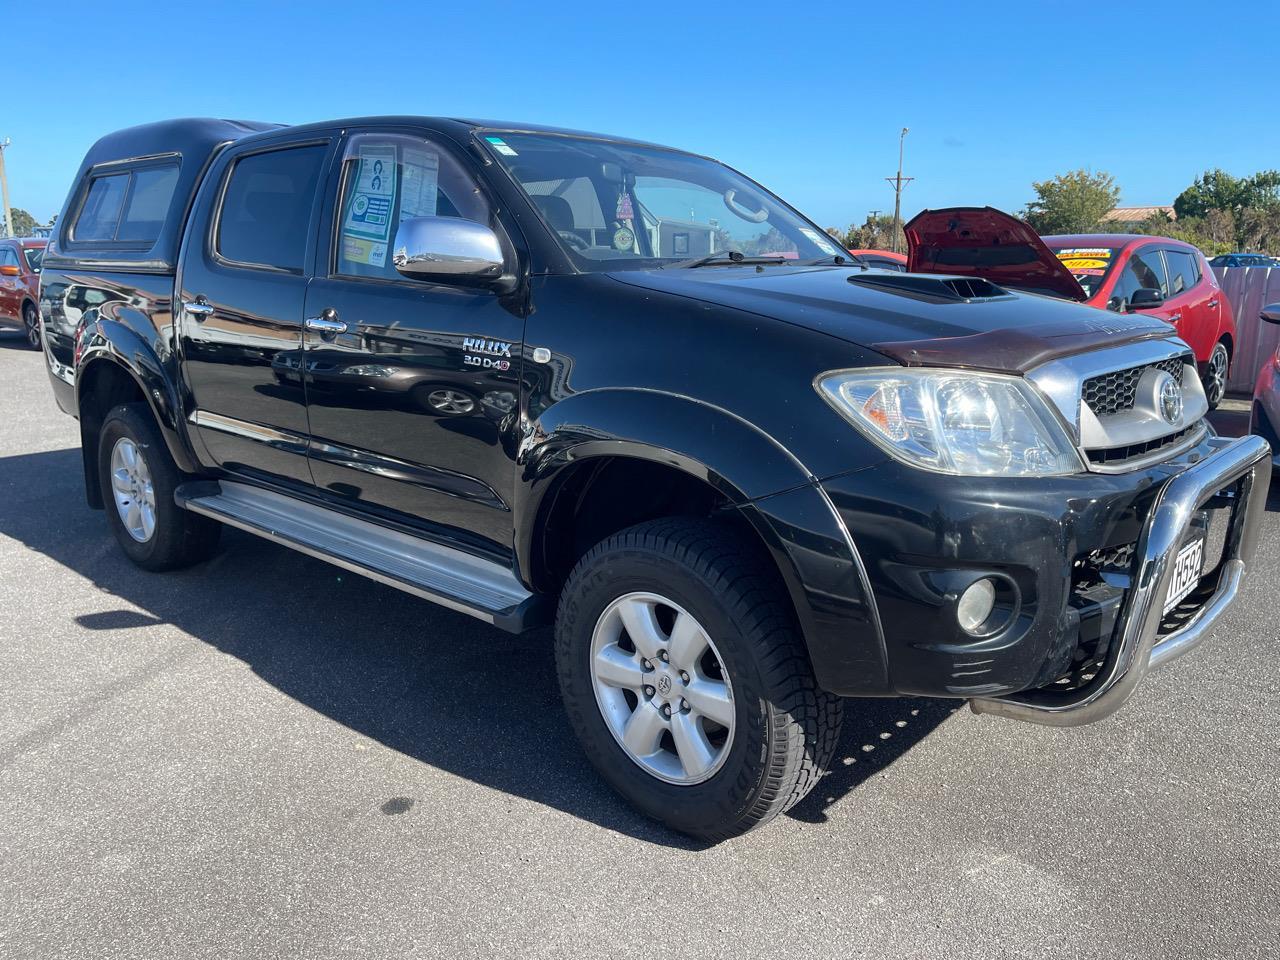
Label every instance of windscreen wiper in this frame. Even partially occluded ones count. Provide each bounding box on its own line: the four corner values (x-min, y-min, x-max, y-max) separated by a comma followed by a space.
661, 251, 792, 269
797, 254, 848, 266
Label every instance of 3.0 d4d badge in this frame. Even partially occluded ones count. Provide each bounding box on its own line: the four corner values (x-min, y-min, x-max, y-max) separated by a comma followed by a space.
463, 337, 512, 370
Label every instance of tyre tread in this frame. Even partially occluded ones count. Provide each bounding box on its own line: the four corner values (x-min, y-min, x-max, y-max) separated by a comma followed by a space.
555, 516, 842, 840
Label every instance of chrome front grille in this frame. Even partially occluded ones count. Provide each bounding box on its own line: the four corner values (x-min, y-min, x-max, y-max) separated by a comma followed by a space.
1024, 341, 1209, 474
1081, 356, 1188, 417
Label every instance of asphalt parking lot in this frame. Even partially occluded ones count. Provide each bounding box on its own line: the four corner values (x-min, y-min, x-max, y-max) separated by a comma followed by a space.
0, 335, 1276, 960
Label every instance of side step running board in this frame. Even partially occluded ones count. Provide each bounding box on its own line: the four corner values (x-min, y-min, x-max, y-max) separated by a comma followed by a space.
174, 480, 545, 632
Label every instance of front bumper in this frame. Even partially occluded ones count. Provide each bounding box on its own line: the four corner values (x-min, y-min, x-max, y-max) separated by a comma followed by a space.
814, 432, 1270, 722
970, 433, 1270, 725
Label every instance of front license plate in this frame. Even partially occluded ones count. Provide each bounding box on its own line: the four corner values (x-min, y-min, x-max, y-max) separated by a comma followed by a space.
1164, 537, 1205, 614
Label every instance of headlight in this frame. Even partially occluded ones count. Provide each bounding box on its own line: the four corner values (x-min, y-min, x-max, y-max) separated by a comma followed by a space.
816, 368, 1082, 476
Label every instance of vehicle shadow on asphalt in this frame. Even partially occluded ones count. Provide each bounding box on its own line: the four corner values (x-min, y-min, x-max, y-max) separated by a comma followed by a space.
5, 447, 1277, 847
0, 332, 38, 352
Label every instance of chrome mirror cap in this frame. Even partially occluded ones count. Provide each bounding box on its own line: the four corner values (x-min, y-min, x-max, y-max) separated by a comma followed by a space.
392, 216, 504, 281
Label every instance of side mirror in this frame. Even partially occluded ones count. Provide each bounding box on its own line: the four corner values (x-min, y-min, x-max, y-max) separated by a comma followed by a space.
0, 265, 18, 277
1129, 287, 1165, 310
392, 216, 504, 284
1260, 303, 1280, 325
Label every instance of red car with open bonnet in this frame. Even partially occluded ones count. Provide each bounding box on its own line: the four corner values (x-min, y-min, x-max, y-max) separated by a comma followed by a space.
905, 208, 1235, 407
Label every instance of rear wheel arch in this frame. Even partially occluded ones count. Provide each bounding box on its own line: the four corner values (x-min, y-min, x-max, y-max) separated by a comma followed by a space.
76, 356, 200, 508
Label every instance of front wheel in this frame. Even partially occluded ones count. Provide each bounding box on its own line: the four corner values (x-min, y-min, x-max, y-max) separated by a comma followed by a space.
1203, 340, 1230, 409
23, 302, 40, 350
554, 518, 842, 840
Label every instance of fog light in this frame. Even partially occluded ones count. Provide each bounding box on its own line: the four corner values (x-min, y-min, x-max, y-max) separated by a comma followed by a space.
956, 578, 997, 634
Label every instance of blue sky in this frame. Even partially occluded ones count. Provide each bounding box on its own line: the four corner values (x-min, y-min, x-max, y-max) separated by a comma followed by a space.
8, 1, 1279, 228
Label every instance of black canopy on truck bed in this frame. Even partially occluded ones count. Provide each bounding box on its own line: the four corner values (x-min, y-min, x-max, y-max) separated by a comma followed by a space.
45, 117, 280, 275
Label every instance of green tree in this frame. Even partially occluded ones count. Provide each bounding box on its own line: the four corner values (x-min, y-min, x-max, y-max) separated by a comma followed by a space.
1173, 169, 1280, 221
836, 214, 905, 252
5, 207, 37, 237
1023, 169, 1121, 234
1173, 169, 1280, 251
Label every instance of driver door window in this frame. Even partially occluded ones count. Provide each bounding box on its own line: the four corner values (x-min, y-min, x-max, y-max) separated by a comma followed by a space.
1110, 251, 1163, 312
333, 133, 497, 281
1128, 249, 1168, 296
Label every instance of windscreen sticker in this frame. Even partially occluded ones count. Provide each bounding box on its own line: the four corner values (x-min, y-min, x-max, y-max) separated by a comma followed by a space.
1055, 247, 1113, 259
800, 227, 841, 254
342, 144, 398, 266
1059, 258, 1109, 271
399, 148, 439, 221
485, 136, 518, 157
342, 236, 386, 267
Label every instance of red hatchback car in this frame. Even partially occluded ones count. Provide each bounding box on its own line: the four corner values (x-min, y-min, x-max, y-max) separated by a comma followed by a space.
905, 208, 1236, 407
0, 237, 47, 349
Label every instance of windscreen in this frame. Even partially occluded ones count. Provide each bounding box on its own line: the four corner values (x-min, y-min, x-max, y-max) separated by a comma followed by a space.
481, 132, 845, 270
1045, 244, 1121, 298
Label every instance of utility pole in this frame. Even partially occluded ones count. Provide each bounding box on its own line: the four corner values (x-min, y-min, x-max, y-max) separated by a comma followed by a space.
886, 127, 912, 253
0, 139, 11, 239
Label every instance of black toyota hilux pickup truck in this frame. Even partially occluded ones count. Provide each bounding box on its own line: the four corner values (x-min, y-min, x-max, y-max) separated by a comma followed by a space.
40, 117, 1271, 839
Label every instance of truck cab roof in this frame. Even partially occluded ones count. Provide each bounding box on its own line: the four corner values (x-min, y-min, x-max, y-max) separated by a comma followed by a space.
47, 116, 699, 277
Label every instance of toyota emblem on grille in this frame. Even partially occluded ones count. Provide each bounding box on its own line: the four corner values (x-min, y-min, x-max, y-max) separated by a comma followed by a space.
1158, 373, 1184, 425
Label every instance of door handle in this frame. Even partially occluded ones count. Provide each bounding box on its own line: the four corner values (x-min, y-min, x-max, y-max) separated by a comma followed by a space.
1207, 299, 1220, 308
304, 310, 348, 335
1169, 312, 1182, 322
185, 297, 215, 320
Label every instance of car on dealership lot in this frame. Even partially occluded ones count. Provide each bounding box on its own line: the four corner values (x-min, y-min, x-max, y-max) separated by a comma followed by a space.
905, 209, 1237, 408
1249, 303, 1280, 469
39, 118, 1270, 839
0, 237, 46, 348
1208, 253, 1275, 269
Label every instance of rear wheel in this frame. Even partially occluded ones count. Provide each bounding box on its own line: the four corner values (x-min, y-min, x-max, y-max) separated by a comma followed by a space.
97, 403, 221, 570
23, 302, 40, 350
554, 518, 842, 840
1203, 340, 1229, 409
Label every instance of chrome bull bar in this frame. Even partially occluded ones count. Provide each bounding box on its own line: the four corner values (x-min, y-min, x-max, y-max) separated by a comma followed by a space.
971, 433, 1272, 727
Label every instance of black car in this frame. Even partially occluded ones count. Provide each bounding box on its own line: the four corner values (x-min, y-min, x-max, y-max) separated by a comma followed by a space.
39, 117, 1271, 839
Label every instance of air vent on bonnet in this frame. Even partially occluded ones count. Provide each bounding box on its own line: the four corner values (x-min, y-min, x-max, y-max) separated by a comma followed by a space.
847, 273, 1012, 302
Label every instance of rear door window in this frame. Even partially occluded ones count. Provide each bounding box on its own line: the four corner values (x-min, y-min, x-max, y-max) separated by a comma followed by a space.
0, 247, 18, 268
1164, 249, 1200, 296
217, 144, 328, 272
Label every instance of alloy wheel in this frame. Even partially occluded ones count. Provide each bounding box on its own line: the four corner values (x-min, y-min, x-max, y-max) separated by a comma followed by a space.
109, 438, 157, 542
589, 592, 735, 785
1205, 343, 1229, 406
427, 388, 476, 416
23, 304, 40, 349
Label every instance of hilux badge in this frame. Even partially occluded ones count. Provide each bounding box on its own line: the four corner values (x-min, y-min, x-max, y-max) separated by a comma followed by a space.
463, 337, 513, 371
1158, 373, 1184, 425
